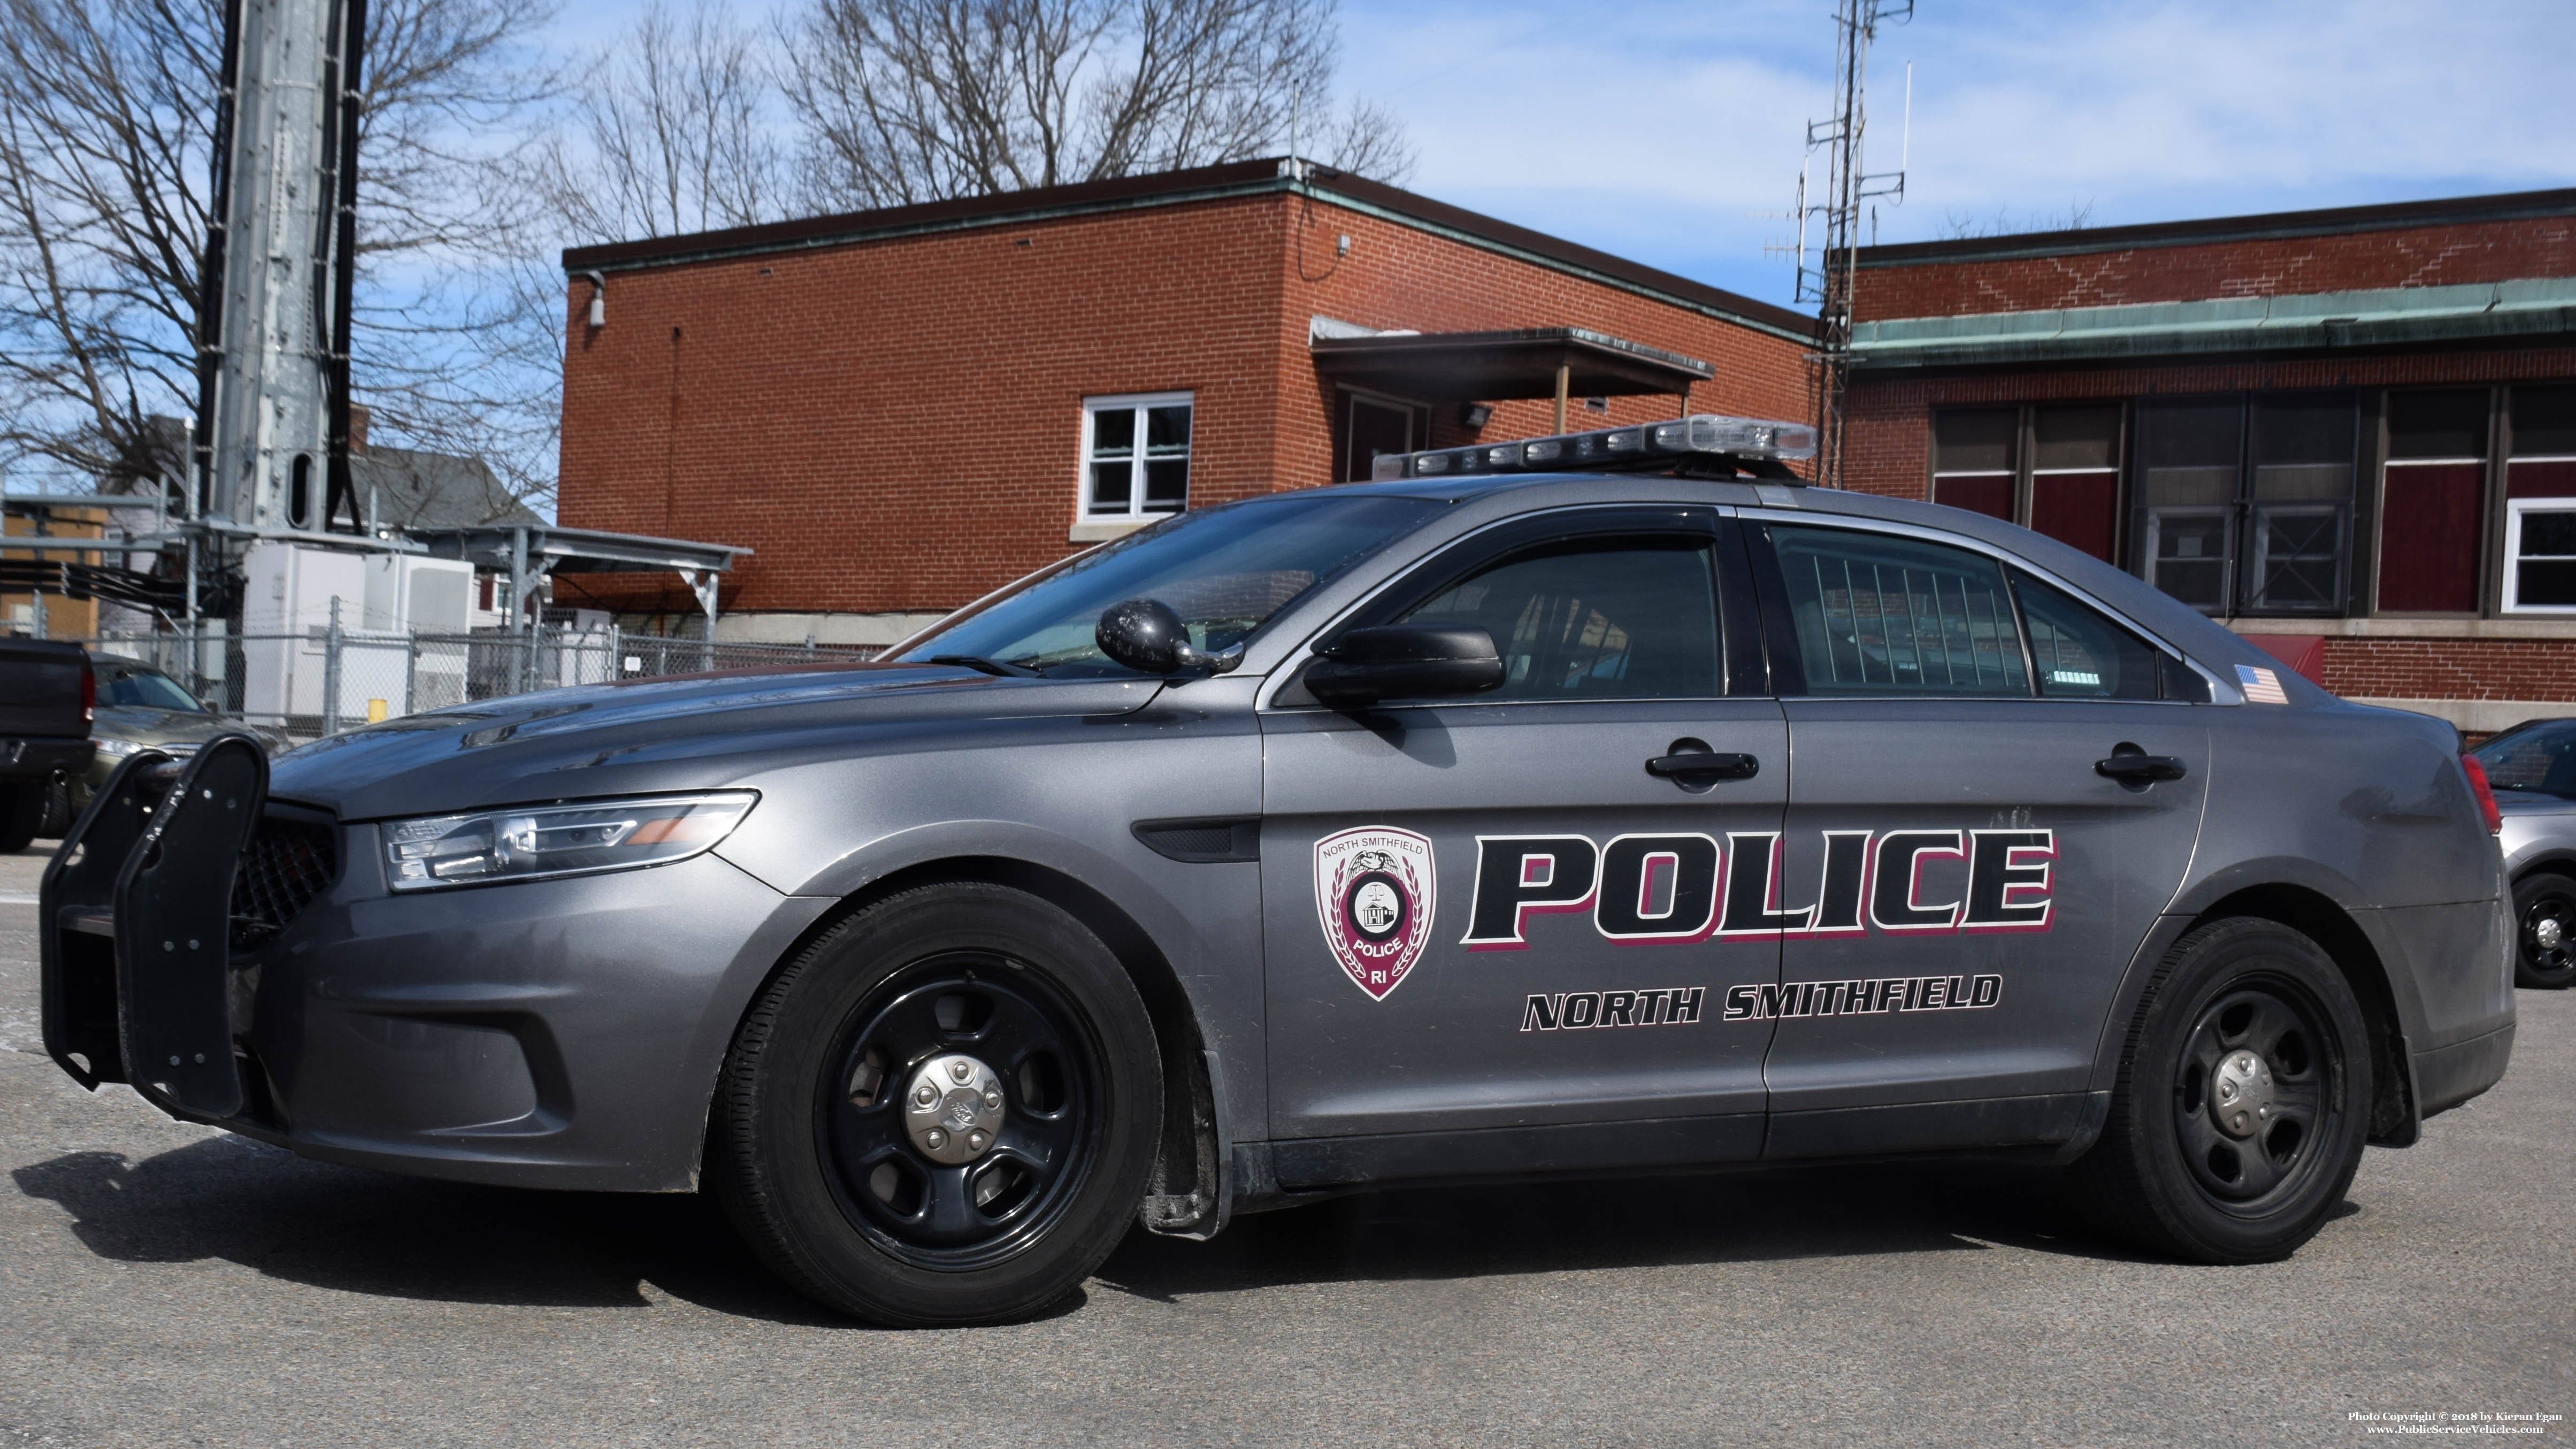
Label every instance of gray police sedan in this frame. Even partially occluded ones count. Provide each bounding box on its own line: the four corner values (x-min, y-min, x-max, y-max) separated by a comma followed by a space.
41, 416, 2514, 1327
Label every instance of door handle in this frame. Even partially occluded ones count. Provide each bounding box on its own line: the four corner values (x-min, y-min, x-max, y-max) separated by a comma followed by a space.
2094, 749, 2188, 785
1646, 752, 1760, 783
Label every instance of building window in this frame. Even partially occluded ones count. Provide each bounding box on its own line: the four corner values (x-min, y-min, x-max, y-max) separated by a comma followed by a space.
1930, 407, 2016, 521
2505, 500, 2576, 612
2029, 404, 2121, 563
1083, 392, 1192, 518
2135, 397, 2242, 612
1931, 404, 2123, 563
2503, 386, 2576, 614
2133, 391, 2357, 616
2376, 389, 2489, 614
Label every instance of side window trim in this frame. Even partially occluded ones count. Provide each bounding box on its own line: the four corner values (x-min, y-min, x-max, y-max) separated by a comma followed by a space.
1740, 511, 2226, 703
1261, 504, 1731, 711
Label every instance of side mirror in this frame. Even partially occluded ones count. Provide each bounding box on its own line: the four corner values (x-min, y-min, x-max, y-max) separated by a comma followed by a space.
1096, 597, 1243, 676
1305, 625, 1505, 708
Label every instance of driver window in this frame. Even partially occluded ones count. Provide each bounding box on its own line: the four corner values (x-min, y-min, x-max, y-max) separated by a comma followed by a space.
1396, 535, 1721, 702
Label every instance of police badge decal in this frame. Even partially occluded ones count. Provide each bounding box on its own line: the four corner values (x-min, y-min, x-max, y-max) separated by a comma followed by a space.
1314, 826, 1438, 1001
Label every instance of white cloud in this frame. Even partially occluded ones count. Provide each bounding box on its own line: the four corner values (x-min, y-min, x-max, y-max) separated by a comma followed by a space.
1341, 0, 2576, 306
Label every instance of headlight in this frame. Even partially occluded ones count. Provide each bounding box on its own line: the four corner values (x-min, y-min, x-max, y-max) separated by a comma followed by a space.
381, 792, 756, 892
93, 738, 200, 760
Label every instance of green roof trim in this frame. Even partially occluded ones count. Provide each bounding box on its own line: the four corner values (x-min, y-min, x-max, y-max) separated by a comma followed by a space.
1852, 277, 2576, 372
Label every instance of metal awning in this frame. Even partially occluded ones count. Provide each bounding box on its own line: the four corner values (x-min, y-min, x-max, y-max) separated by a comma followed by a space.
1309, 327, 1715, 403
405, 523, 753, 632
404, 523, 749, 575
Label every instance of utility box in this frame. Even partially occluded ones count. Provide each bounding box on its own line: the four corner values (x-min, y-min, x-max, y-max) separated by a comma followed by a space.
365, 555, 475, 712
363, 554, 473, 633
240, 542, 365, 729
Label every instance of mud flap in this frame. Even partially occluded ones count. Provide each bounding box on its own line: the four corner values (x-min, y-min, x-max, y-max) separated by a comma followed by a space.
110, 735, 269, 1118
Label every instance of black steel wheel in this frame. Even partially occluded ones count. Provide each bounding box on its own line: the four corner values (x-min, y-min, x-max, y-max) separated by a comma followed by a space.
2072, 916, 2370, 1263
817, 957, 1101, 1271
710, 882, 1161, 1326
2511, 873, 2576, 989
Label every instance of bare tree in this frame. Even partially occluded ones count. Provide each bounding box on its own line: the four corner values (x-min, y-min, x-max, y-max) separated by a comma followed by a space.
536, 0, 784, 243
0, 0, 556, 499
1939, 200, 2095, 241
779, 0, 1411, 212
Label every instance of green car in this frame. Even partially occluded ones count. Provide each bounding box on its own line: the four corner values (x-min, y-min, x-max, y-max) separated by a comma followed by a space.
37, 655, 288, 835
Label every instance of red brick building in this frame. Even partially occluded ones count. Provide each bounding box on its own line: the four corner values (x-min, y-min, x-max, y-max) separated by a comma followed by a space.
556, 159, 1814, 645
1843, 188, 2576, 732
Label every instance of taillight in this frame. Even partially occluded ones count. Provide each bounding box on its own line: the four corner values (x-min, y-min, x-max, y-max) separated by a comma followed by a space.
80, 659, 95, 725
2462, 753, 2502, 834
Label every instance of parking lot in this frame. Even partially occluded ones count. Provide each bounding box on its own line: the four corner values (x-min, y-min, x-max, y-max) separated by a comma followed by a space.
1, 843, 2567, 1448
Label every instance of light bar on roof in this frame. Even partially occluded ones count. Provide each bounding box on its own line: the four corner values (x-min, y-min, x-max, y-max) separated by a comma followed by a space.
1370, 413, 1818, 482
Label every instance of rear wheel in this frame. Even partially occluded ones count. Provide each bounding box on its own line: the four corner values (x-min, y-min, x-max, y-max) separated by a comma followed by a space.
2072, 917, 2370, 1263
2511, 872, 2576, 990
709, 883, 1161, 1326
35, 772, 74, 839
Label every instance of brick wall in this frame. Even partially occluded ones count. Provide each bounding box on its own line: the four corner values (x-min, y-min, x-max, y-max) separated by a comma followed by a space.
1853, 215, 2576, 321
2318, 638, 2576, 702
556, 191, 1813, 620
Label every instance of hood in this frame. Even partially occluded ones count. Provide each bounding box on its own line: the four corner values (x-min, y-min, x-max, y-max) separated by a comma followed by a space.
93, 705, 256, 746
268, 661, 1165, 821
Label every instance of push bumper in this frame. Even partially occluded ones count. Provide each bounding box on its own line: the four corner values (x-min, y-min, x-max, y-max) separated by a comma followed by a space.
41, 747, 833, 1192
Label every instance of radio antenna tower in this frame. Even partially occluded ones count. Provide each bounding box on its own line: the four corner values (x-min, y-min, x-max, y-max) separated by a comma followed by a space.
1788, 0, 1912, 489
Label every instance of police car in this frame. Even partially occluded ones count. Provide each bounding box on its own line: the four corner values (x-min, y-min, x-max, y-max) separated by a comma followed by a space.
40, 415, 2515, 1327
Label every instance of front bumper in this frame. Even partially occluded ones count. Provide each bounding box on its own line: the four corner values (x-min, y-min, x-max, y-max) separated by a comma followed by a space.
42, 753, 833, 1192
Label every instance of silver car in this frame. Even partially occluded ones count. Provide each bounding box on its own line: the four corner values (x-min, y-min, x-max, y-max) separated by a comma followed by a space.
40, 417, 2516, 1327
2470, 718, 2576, 988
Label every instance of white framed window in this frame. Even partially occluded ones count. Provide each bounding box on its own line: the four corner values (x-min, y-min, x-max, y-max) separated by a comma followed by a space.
2504, 496, 2576, 613
1081, 392, 1193, 519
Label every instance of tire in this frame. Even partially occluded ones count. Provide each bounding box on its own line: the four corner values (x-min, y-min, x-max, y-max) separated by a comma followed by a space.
2071, 917, 2372, 1264
36, 772, 74, 839
709, 882, 1162, 1326
0, 783, 41, 854
2510, 872, 2576, 990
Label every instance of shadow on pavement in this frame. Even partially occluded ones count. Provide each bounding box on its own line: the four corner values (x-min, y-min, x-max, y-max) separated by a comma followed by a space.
1095, 1157, 2164, 1304
11, 1137, 842, 1326
17, 1134, 2218, 1321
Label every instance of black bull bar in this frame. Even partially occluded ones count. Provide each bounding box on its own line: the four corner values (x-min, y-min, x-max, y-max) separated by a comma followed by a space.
39, 735, 271, 1121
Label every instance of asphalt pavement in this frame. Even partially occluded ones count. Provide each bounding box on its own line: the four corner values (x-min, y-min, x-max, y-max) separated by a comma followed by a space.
2, 841, 2569, 1447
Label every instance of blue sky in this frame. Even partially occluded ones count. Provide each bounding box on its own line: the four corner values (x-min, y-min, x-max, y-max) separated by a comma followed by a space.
1336, 0, 2576, 308
528, 0, 2576, 311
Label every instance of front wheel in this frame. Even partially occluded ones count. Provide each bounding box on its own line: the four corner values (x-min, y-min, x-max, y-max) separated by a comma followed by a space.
709, 882, 1162, 1326
2511, 872, 2576, 989
2071, 917, 2371, 1263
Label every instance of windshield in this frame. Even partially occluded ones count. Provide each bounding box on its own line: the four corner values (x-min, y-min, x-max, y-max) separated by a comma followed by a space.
97, 662, 204, 712
2473, 718, 2576, 798
894, 493, 1444, 677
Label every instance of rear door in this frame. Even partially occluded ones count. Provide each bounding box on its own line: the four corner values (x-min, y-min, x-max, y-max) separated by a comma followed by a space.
1259, 506, 1788, 1185
1746, 518, 2211, 1157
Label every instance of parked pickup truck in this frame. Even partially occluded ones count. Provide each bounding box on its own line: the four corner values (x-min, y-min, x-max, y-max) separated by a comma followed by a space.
0, 638, 94, 852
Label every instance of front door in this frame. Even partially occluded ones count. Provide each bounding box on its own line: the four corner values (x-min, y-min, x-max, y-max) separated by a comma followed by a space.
1746, 520, 2211, 1155
1259, 507, 1788, 1186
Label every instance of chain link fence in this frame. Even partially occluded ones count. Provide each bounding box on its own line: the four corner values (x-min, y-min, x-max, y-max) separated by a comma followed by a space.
70, 621, 881, 744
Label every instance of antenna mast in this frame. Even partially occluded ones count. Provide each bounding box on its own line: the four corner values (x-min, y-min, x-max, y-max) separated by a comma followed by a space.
1789, 0, 1911, 489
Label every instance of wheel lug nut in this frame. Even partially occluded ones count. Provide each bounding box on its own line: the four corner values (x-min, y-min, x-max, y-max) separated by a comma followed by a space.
984, 1088, 1002, 1109
967, 1130, 987, 1149
949, 1060, 972, 1084
915, 1084, 937, 1107
924, 1128, 946, 1150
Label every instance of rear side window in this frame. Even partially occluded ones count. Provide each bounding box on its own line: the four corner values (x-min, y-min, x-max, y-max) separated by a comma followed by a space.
1398, 536, 1721, 702
2012, 572, 2164, 701
1770, 526, 2029, 697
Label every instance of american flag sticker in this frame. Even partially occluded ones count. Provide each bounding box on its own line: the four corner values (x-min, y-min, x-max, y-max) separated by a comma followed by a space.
2236, 664, 2289, 704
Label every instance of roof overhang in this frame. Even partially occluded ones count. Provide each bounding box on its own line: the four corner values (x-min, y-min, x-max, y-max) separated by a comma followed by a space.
404, 523, 749, 575
1310, 327, 1715, 403
1852, 277, 2576, 374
